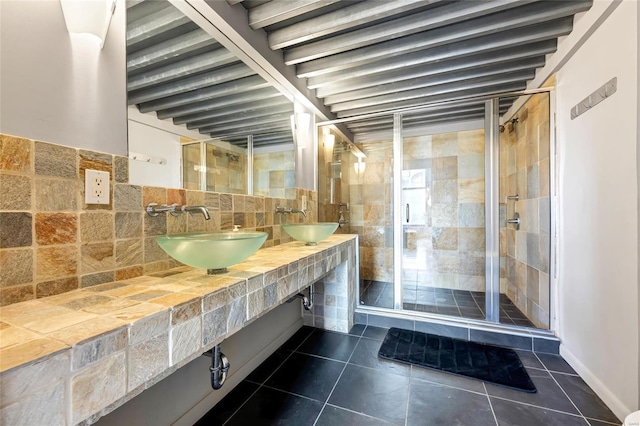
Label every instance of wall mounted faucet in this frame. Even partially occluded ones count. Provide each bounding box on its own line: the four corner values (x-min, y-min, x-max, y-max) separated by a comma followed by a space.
146, 203, 212, 220
275, 206, 306, 218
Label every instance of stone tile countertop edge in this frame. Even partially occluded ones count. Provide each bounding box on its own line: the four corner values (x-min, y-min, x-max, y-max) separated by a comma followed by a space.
0, 234, 357, 426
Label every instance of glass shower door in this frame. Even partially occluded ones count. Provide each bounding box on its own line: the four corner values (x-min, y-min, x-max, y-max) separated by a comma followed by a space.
400, 113, 488, 320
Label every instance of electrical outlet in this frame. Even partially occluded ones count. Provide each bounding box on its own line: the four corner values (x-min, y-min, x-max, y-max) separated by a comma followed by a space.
85, 170, 110, 204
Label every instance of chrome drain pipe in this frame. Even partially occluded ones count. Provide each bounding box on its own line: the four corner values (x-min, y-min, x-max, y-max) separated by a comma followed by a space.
288, 284, 314, 310
206, 345, 230, 390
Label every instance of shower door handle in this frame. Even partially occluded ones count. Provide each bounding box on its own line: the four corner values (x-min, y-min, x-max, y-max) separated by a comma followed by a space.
406, 203, 410, 223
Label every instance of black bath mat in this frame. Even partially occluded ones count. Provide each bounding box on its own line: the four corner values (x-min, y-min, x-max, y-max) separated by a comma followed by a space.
378, 328, 536, 393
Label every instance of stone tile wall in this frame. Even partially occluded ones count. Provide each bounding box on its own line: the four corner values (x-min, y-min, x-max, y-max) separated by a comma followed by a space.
0, 134, 317, 307
253, 150, 296, 199
499, 92, 551, 329
317, 132, 351, 235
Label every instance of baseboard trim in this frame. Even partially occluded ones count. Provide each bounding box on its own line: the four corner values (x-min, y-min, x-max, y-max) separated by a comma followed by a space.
560, 344, 634, 421
172, 318, 303, 426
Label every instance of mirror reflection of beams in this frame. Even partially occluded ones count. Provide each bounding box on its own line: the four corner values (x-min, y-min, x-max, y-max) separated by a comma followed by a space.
126, 1, 294, 145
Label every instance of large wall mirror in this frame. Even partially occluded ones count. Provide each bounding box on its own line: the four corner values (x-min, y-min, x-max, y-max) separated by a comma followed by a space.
125, 0, 300, 197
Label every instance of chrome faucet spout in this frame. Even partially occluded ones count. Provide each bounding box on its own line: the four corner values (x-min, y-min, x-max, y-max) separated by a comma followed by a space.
182, 205, 211, 220
290, 208, 307, 218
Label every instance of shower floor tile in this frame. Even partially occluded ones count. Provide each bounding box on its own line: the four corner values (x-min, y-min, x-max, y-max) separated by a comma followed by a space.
360, 280, 537, 328
196, 325, 620, 426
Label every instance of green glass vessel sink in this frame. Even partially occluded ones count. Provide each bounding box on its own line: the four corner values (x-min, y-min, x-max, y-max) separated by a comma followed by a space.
282, 223, 339, 246
156, 231, 267, 273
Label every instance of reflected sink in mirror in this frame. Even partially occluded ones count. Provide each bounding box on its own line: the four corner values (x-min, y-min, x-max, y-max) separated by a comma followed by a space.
282, 223, 339, 246
156, 231, 267, 274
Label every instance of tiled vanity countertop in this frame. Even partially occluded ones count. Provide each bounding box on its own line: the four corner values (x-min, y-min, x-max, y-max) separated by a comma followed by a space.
0, 234, 357, 426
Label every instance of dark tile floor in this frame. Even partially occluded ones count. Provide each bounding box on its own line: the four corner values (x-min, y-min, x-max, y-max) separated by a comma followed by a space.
196, 325, 620, 426
360, 280, 536, 328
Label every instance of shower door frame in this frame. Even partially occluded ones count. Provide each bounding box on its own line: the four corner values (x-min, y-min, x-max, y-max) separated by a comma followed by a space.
318, 86, 557, 331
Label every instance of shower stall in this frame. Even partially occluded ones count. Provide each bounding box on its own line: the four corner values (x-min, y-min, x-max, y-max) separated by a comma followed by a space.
318, 89, 553, 331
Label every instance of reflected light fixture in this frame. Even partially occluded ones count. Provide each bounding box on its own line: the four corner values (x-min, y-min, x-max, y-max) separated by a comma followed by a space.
323, 133, 335, 161
354, 157, 366, 174
59, 0, 117, 48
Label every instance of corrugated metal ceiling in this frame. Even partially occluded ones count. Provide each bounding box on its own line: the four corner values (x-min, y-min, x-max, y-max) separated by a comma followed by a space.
126, 0, 592, 145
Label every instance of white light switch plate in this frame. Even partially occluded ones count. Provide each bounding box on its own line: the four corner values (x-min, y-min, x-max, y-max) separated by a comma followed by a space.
85, 169, 110, 204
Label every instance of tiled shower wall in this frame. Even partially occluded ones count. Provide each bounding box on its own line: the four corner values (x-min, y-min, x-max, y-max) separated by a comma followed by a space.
500, 92, 551, 329
0, 133, 317, 307
317, 137, 351, 235
182, 143, 248, 194
253, 150, 295, 199
402, 129, 487, 291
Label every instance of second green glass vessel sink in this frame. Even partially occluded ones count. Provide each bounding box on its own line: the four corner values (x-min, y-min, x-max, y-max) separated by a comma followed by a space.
156, 231, 267, 273
282, 223, 339, 246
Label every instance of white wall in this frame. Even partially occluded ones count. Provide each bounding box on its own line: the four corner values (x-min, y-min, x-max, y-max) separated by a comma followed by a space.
95, 302, 302, 426
0, 0, 127, 156
556, 0, 639, 418
128, 120, 182, 189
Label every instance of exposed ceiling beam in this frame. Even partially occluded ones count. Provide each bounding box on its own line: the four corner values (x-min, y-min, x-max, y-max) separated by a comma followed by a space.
323, 58, 544, 105
157, 87, 283, 120
267, 0, 436, 50
249, 0, 341, 30
330, 70, 534, 113
198, 112, 292, 134
312, 40, 555, 95
205, 122, 291, 137
127, 29, 217, 71
336, 82, 526, 118
128, 63, 254, 105
186, 103, 293, 129
284, 0, 531, 65
172, 96, 291, 125
138, 75, 270, 112
302, 18, 574, 85
127, 50, 238, 91
296, 1, 590, 78
127, 5, 191, 46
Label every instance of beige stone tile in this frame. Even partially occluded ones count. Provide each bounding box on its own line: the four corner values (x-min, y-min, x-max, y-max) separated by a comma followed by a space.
144, 237, 170, 263
0, 381, 65, 426
129, 311, 169, 346
171, 299, 202, 326
114, 184, 142, 211
0, 338, 69, 373
79, 149, 113, 179
107, 302, 167, 323
0, 173, 31, 210
0, 249, 33, 287
432, 133, 458, 157
457, 130, 484, 155
115, 212, 143, 239
128, 332, 169, 391
35, 178, 77, 211
71, 327, 127, 371
72, 351, 126, 424
458, 154, 484, 179
431, 204, 458, 227
48, 316, 125, 345
80, 212, 114, 243
458, 178, 484, 203
432, 179, 457, 204
142, 186, 167, 207
115, 239, 143, 268
22, 309, 97, 334
81, 271, 116, 288
171, 317, 201, 365
0, 324, 41, 349
35, 141, 77, 178
539, 158, 549, 198
433, 156, 457, 180
0, 350, 68, 405
82, 297, 139, 315
0, 134, 32, 172
114, 156, 129, 183
81, 242, 115, 274
150, 292, 199, 308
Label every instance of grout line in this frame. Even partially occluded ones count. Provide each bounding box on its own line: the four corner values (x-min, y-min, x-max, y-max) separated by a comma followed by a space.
487, 394, 591, 419
409, 373, 488, 397
324, 403, 397, 425
483, 383, 500, 426
584, 417, 621, 425
221, 328, 314, 426
312, 326, 361, 426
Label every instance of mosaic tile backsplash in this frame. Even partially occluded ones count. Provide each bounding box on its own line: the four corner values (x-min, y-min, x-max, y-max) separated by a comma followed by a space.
0, 133, 317, 306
